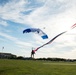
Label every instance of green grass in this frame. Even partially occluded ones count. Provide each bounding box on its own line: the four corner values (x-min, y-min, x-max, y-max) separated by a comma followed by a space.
0, 59, 76, 75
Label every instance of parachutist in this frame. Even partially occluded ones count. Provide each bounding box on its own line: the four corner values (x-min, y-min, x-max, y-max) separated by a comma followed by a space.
31, 50, 35, 58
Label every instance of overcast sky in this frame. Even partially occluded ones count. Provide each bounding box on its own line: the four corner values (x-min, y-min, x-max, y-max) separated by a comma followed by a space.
0, 0, 76, 59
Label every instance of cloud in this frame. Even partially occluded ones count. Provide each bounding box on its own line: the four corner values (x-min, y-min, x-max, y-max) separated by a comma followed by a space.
16, 41, 34, 47
0, 19, 8, 26
0, 0, 75, 31
0, 0, 10, 6
0, 0, 76, 58
0, 32, 34, 48
0, 0, 27, 23
0, 0, 45, 24
0, 0, 76, 26
22, 0, 75, 39
0, 32, 17, 41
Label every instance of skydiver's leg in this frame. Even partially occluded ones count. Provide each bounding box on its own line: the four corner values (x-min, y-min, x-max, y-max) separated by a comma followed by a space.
33, 54, 34, 58
31, 53, 32, 58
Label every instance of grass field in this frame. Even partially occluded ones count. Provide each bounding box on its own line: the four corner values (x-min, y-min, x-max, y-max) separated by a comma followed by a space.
0, 59, 76, 75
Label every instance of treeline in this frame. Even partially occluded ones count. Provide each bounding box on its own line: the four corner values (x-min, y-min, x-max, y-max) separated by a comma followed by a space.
36, 57, 76, 62
1, 55, 76, 62
14, 56, 76, 62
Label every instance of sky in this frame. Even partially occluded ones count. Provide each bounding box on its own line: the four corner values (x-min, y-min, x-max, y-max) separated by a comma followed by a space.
0, 0, 76, 59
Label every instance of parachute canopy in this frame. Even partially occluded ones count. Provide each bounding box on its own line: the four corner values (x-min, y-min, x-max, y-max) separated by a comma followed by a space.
23, 28, 48, 39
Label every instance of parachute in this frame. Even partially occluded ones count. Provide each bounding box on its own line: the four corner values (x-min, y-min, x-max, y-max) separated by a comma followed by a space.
23, 28, 48, 39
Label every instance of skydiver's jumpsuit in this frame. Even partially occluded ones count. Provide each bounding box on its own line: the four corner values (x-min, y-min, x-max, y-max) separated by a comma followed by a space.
31, 50, 35, 58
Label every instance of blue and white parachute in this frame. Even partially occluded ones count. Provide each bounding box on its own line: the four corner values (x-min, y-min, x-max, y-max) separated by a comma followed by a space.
23, 28, 48, 39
